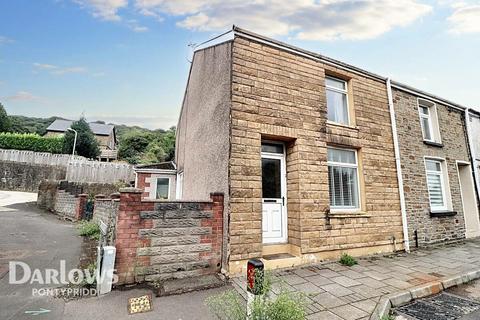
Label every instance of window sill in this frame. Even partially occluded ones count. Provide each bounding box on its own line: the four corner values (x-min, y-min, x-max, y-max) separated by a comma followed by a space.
326, 121, 359, 131
328, 211, 371, 218
423, 140, 443, 148
430, 210, 457, 217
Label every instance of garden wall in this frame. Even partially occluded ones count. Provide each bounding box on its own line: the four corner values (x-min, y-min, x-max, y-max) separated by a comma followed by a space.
0, 161, 66, 192
37, 180, 121, 220
113, 188, 224, 286
92, 194, 120, 245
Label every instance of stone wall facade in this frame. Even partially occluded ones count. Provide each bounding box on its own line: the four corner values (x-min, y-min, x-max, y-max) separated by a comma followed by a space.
0, 161, 66, 192
228, 35, 403, 266
114, 188, 224, 286
393, 88, 470, 245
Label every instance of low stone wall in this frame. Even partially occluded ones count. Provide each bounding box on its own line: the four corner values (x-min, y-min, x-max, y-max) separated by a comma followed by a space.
79, 236, 98, 270
54, 190, 79, 219
92, 194, 120, 245
114, 188, 224, 286
37, 180, 59, 211
37, 180, 121, 220
0, 161, 66, 192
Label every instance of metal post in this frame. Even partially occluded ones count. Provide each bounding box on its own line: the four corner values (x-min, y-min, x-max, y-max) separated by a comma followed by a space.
67, 128, 77, 158
246, 259, 264, 318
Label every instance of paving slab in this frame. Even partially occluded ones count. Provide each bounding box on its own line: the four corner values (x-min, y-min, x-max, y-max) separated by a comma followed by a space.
330, 304, 369, 320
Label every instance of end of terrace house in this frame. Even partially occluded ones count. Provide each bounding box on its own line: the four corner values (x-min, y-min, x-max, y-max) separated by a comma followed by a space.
173, 26, 480, 275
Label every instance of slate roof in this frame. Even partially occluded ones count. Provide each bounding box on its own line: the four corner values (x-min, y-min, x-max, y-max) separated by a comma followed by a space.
46, 119, 114, 136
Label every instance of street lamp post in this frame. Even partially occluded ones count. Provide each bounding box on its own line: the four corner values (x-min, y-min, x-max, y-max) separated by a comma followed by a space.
67, 128, 77, 157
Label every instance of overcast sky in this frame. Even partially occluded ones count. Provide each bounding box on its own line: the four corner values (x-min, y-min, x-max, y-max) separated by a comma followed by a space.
1, 0, 479, 129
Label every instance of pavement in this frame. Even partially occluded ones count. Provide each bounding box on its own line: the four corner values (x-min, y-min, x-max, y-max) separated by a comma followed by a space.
233, 240, 480, 320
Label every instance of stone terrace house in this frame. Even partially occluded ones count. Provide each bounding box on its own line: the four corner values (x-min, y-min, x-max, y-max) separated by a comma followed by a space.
392, 85, 480, 246
176, 27, 406, 274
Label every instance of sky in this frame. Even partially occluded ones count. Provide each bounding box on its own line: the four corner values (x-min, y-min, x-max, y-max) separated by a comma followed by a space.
0, 0, 479, 130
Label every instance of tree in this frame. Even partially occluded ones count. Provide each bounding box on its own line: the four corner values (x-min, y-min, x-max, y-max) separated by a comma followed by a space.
140, 140, 167, 164
0, 103, 12, 132
63, 117, 100, 159
118, 131, 152, 164
160, 126, 176, 161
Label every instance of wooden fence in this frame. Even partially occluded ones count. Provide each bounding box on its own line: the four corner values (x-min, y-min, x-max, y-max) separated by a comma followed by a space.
0, 149, 86, 166
66, 161, 134, 184
0, 148, 134, 184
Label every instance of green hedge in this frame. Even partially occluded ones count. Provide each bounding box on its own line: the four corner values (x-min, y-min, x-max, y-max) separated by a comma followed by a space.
0, 132, 65, 154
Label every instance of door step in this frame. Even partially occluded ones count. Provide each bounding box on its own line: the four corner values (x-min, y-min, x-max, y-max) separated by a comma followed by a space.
263, 253, 296, 260
261, 254, 303, 270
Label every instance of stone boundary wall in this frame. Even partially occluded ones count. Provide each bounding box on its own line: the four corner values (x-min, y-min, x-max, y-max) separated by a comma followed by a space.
37, 180, 120, 220
114, 188, 224, 285
54, 190, 80, 219
0, 161, 66, 192
92, 194, 120, 245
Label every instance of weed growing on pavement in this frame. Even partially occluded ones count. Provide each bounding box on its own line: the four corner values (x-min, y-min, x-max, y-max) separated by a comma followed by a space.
206, 272, 306, 320
77, 220, 100, 240
339, 253, 357, 266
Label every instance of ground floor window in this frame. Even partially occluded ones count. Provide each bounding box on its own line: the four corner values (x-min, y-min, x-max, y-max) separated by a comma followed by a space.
327, 147, 360, 210
156, 178, 170, 200
425, 159, 447, 211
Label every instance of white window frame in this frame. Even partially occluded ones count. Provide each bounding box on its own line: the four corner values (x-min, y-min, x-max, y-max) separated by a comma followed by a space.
418, 104, 433, 142
417, 99, 441, 144
155, 177, 171, 200
424, 158, 449, 212
327, 147, 361, 212
326, 76, 350, 125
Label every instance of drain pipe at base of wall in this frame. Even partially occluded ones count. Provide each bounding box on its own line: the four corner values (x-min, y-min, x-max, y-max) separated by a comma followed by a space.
464, 108, 480, 203
386, 78, 410, 253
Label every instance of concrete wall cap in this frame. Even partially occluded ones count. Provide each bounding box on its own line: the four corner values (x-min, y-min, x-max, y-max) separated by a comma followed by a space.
119, 187, 143, 193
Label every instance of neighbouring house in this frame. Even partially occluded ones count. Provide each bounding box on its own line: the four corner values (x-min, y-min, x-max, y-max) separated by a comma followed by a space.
45, 119, 118, 161
175, 27, 406, 274
392, 84, 480, 246
134, 161, 177, 200
467, 109, 480, 203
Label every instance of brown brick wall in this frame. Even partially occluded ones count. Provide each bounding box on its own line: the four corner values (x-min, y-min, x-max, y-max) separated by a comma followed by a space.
229, 36, 403, 262
393, 89, 469, 245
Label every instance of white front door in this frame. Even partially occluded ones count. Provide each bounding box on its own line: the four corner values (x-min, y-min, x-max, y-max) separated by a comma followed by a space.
261, 143, 287, 244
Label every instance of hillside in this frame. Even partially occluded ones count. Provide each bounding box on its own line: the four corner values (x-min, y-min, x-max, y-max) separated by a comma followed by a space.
10, 115, 65, 135
8, 115, 175, 164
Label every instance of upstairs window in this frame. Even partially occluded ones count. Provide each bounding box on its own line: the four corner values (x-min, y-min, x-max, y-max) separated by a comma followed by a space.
327, 148, 360, 210
419, 105, 433, 141
326, 76, 349, 125
418, 100, 441, 144
425, 159, 448, 211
